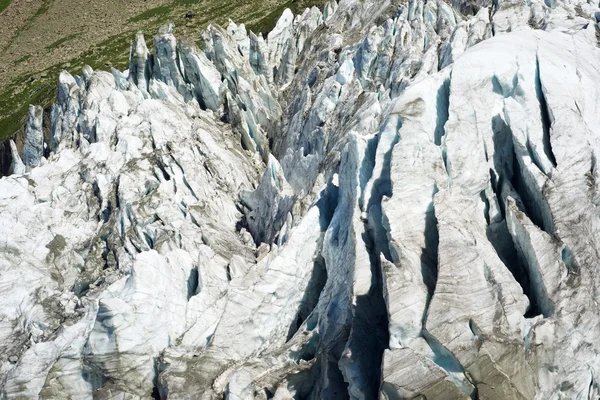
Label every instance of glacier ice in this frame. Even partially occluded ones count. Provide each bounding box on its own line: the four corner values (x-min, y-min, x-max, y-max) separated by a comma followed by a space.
2, 0, 600, 398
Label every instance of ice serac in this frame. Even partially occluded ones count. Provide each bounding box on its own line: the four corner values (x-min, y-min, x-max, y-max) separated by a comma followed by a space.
267, 8, 295, 74
0, 46, 260, 397
178, 40, 223, 112
249, 31, 270, 80
3, 0, 600, 398
158, 181, 335, 398
240, 155, 295, 246
9, 140, 25, 175
377, 70, 477, 399
227, 20, 250, 58
23, 105, 44, 168
153, 23, 188, 97
310, 135, 388, 400
202, 22, 281, 159
129, 31, 152, 93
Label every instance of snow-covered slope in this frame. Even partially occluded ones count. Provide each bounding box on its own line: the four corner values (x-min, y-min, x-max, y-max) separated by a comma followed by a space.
2, 0, 600, 398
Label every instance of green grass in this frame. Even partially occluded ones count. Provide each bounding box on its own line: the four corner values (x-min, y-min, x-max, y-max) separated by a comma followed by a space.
0, 32, 133, 139
75, 33, 133, 70
45, 33, 81, 50
0, 0, 12, 14
128, 5, 172, 23
0, 80, 56, 141
33, 0, 53, 18
173, 0, 204, 4
14, 55, 31, 65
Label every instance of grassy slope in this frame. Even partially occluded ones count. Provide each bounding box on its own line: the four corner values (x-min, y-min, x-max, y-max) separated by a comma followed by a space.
0, 0, 11, 14
0, 0, 324, 140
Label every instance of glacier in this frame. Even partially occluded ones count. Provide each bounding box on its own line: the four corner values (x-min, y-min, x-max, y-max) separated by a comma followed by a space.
1, 0, 600, 398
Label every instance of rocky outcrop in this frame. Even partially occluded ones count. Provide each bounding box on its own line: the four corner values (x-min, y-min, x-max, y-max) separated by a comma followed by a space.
2, 0, 600, 398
